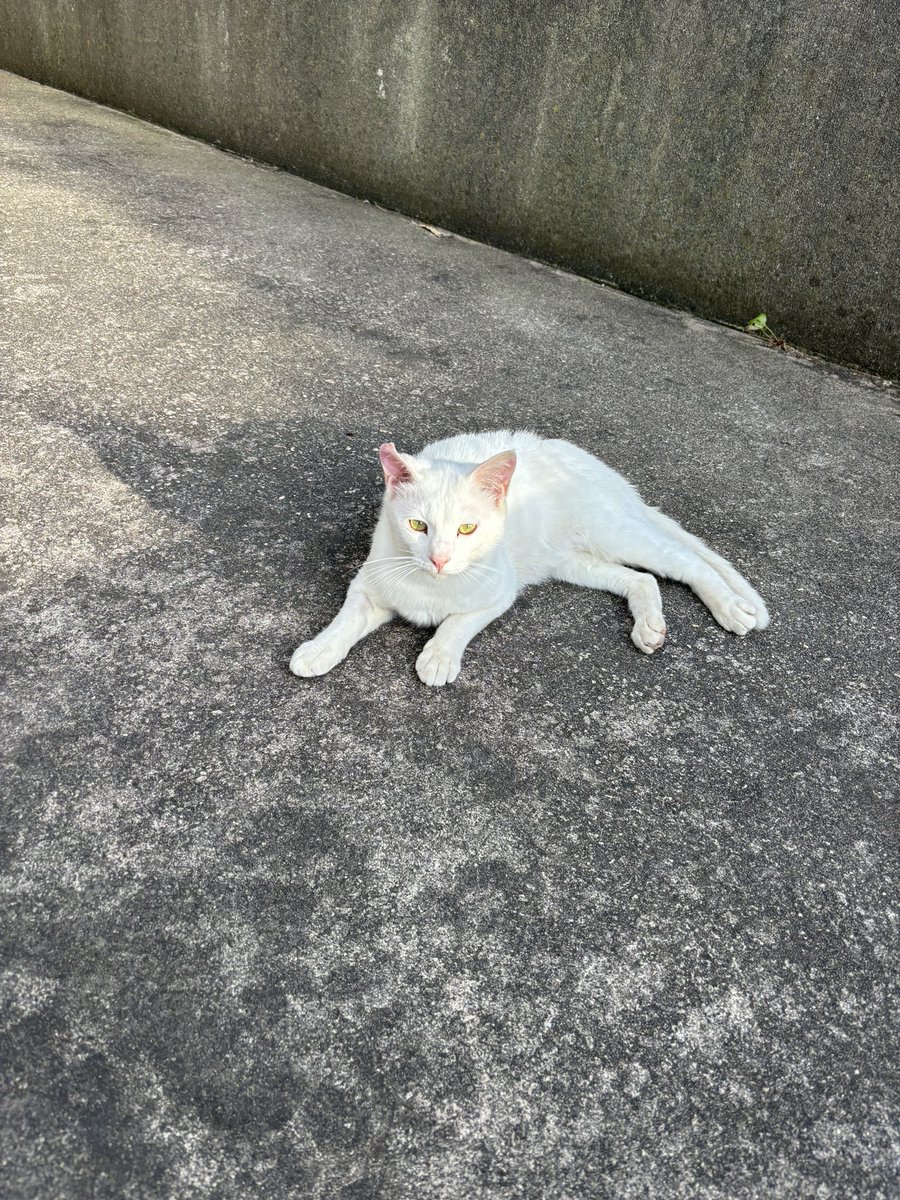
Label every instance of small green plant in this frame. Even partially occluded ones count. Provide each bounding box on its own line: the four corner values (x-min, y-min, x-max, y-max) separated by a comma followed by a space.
746, 313, 788, 350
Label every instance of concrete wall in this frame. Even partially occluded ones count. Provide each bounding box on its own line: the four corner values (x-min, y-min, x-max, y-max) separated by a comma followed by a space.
1, 0, 897, 377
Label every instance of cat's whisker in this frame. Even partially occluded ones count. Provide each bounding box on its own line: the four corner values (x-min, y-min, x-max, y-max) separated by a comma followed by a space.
466, 560, 503, 575
364, 567, 416, 584
364, 561, 425, 585
463, 563, 503, 582
364, 556, 416, 568
363, 566, 408, 580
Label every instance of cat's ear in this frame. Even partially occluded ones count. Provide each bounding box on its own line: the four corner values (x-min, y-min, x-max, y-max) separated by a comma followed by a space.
471, 450, 517, 505
379, 442, 416, 494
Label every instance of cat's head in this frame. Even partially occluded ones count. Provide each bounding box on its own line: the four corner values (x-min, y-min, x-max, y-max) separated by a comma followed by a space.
378, 442, 516, 577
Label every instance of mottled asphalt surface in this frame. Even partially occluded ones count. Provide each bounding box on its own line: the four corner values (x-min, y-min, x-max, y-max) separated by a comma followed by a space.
1, 72, 898, 1200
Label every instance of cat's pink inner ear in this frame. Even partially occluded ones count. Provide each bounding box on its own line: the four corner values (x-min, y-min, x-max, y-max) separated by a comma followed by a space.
379, 443, 414, 492
472, 450, 517, 505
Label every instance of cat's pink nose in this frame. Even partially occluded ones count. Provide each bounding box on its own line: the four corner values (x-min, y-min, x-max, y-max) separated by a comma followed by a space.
430, 553, 450, 573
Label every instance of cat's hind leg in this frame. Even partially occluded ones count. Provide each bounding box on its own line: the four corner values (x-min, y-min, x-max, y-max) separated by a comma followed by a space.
554, 552, 667, 654
290, 574, 394, 677
616, 521, 764, 636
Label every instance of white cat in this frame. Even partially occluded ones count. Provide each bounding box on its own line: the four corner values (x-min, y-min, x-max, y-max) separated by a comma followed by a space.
289, 430, 769, 687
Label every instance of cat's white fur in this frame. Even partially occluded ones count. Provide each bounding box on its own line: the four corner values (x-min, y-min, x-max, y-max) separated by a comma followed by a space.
290, 430, 769, 686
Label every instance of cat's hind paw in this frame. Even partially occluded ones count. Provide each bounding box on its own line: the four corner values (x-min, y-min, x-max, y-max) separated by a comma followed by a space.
416, 641, 462, 687
631, 614, 667, 655
710, 594, 760, 636
289, 636, 347, 678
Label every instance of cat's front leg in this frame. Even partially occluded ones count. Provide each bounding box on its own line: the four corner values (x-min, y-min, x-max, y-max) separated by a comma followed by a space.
416, 598, 514, 687
290, 575, 394, 678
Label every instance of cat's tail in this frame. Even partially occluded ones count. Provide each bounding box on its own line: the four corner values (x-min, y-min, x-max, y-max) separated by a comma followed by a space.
646, 508, 771, 628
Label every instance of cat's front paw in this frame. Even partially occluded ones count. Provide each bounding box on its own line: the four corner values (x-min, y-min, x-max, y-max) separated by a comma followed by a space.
631, 614, 667, 654
289, 636, 347, 678
416, 641, 462, 687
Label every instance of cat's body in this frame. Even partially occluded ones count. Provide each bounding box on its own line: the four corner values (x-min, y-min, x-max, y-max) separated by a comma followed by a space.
290, 431, 769, 686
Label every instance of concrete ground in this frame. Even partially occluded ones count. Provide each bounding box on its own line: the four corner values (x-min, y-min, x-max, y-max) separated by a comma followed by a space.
1, 71, 897, 1200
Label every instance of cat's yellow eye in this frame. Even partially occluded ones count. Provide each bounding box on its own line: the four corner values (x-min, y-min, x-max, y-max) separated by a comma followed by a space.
408, 518, 427, 533
458, 523, 477, 536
